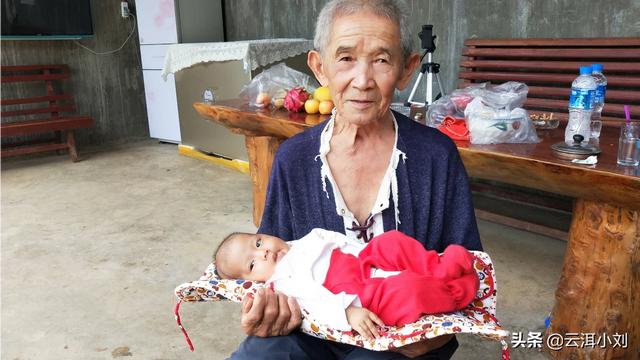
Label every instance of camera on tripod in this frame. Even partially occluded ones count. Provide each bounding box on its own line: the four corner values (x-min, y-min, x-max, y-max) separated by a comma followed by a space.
419, 25, 436, 53
406, 24, 445, 108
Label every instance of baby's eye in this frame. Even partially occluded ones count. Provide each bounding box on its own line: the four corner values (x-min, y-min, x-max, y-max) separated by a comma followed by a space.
249, 260, 255, 271
256, 238, 262, 248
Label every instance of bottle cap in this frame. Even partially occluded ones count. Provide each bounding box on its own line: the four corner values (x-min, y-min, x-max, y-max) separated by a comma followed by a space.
579, 66, 592, 75
591, 64, 603, 72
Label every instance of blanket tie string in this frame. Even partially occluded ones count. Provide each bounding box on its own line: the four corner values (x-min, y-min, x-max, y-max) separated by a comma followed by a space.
174, 300, 195, 351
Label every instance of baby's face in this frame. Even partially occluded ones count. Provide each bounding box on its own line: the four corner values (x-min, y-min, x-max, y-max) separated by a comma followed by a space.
218, 233, 289, 281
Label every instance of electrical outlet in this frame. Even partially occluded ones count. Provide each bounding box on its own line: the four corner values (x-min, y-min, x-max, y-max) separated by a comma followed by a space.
120, 1, 130, 18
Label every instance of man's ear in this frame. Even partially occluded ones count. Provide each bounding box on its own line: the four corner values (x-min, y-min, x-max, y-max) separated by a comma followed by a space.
307, 50, 328, 86
396, 53, 421, 90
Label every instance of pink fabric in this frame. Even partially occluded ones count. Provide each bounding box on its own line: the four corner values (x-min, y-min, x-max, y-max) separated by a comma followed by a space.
322, 230, 478, 326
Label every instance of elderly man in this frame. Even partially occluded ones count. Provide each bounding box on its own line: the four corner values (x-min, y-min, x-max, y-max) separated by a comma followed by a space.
229, 0, 482, 359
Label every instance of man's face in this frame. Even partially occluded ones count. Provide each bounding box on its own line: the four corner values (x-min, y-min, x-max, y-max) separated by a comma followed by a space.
217, 233, 289, 281
308, 12, 419, 126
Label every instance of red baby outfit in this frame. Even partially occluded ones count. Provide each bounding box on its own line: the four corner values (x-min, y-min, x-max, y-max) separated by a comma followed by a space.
322, 230, 478, 326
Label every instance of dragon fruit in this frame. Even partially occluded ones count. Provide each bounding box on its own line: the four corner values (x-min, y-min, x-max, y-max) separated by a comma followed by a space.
284, 87, 309, 112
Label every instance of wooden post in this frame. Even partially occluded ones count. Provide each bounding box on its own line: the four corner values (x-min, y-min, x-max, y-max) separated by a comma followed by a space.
547, 199, 639, 359
245, 136, 283, 227
66, 131, 78, 162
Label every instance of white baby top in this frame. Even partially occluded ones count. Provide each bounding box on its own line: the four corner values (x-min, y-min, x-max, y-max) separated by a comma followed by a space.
268, 228, 399, 330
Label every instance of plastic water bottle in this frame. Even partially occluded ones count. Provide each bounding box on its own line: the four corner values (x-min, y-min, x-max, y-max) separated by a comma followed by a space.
590, 64, 607, 138
565, 66, 596, 144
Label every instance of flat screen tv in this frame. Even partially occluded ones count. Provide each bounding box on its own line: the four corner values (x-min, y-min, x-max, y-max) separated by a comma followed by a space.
1, 0, 93, 40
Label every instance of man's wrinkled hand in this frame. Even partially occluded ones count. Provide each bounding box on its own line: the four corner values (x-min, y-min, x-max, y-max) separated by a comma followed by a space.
391, 334, 454, 358
240, 288, 302, 337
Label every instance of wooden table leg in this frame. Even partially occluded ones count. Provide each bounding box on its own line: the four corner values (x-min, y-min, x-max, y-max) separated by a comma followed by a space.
66, 130, 78, 162
245, 136, 283, 227
547, 199, 639, 359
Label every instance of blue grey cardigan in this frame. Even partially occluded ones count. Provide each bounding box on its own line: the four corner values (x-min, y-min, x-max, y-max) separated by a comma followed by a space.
258, 111, 482, 252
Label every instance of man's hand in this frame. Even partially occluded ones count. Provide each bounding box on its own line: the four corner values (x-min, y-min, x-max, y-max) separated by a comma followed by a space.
346, 306, 384, 340
391, 334, 454, 358
240, 287, 302, 337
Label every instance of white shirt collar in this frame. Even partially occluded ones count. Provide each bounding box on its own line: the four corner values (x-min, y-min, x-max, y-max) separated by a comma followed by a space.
315, 110, 406, 229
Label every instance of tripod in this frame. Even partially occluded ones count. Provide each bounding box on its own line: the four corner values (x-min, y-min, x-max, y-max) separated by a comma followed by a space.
405, 25, 446, 107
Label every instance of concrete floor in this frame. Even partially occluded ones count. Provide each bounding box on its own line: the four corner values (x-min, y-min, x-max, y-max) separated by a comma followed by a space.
1, 140, 566, 360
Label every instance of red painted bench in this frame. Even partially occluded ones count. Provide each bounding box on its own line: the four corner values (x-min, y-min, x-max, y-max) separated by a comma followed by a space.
1, 64, 93, 161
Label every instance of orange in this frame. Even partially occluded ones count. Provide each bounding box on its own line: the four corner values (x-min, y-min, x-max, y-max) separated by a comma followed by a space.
255, 92, 270, 107
304, 99, 320, 114
313, 86, 332, 102
273, 98, 285, 109
318, 100, 334, 115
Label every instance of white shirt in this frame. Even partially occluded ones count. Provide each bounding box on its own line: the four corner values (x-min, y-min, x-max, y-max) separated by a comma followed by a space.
317, 111, 407, 242
269, 228, 399, 330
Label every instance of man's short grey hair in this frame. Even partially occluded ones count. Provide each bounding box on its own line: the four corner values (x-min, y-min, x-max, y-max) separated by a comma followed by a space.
313, 0, 413, 60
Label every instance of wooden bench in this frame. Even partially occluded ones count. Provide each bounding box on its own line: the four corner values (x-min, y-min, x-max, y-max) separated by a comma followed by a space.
457, 37, 640, 239
1, 64, 93, 162
459, 37, 640, 125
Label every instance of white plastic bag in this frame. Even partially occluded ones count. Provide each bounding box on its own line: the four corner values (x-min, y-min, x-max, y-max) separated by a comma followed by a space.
426, 95, 455, 127
477, 81, 528, 112
450, 82, 488, 113
464, 97, 540, 144
239, 63, 318, 108
426, 83, 488, 128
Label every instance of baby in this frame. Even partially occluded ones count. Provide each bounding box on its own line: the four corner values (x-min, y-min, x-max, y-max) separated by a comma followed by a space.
214, 228, 478, 340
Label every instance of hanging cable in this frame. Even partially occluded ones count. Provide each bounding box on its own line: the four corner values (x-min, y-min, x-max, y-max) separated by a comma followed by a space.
74, 14, 136, 55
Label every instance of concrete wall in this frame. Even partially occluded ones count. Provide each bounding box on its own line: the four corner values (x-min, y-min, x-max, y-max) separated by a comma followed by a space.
3, 0, 638, 146
1, 0, 147, 146
224, 0, 640, 100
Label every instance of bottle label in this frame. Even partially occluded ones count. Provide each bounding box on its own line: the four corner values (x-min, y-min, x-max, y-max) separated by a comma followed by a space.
594, 85, 606, 104
569, 88, 594, 109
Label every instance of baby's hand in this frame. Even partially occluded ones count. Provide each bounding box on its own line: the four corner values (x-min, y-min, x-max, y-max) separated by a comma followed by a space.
346, 306, 384, 340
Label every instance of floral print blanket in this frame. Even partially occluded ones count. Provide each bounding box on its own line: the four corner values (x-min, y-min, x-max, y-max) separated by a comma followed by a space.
175, 251, 510, 357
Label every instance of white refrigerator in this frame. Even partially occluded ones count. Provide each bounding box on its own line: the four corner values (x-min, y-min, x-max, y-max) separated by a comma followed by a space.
136, 0, 224, 143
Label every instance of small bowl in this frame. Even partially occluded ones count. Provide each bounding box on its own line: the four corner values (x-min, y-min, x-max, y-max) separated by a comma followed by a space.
531, 113, 559, 129
532, 118, 560, 129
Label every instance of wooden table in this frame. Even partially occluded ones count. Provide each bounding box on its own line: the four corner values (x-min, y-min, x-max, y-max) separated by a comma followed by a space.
195, 99, 639, 359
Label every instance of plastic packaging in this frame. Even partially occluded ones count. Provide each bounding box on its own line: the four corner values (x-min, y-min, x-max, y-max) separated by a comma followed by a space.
449, 83, 488, 113
464, 98, 539, 144
590, 64, 607, 138
565, 66, 596, 144
239, 63, 318, 108
476, 81, 528, 112
426, 83, 488, 128
462, 82, 538, 144
428, 81, 538, 144
426, 95, 456, 128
